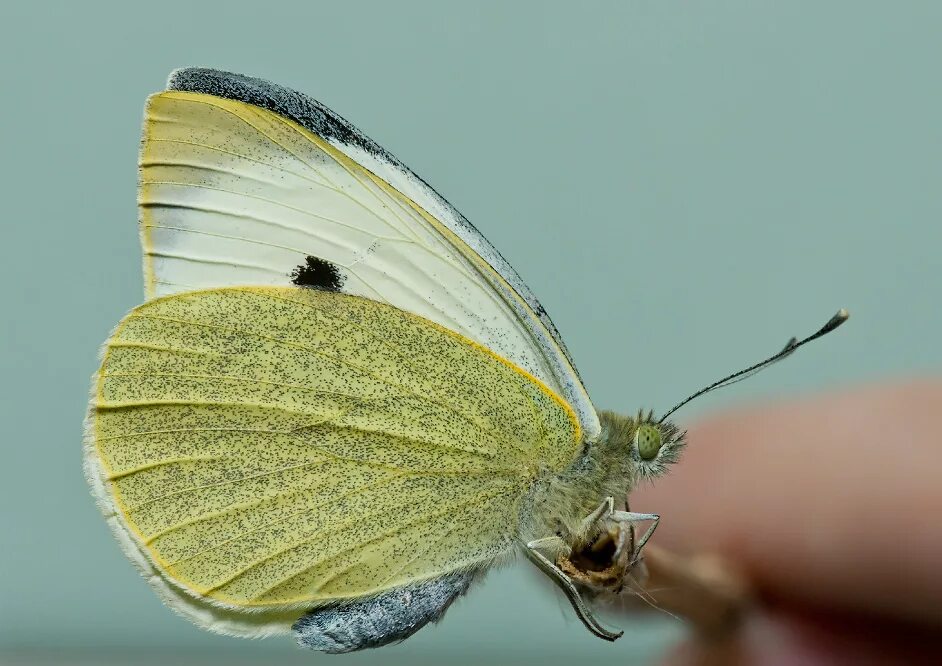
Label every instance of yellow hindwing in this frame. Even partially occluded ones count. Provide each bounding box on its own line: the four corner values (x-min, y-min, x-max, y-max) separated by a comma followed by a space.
90, 286, 581, 608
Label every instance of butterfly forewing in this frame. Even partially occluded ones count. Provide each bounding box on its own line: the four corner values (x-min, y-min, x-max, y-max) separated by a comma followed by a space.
139, 68, 600, 440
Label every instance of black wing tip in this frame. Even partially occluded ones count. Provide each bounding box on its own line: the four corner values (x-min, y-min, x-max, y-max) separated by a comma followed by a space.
164, 66, 376, 157
168, 67, 267, 96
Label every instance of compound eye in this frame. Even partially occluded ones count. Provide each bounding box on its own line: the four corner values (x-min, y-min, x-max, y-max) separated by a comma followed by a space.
635, 424, 663, 460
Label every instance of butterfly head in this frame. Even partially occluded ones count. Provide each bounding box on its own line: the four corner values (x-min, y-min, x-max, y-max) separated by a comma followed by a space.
628, 412, 686, 480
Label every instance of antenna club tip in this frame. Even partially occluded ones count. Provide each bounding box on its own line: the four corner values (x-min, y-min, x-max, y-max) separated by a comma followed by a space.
819, 308, 850, 335
830, 308, 849, 328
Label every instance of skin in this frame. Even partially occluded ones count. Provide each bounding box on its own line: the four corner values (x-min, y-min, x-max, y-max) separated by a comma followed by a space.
630, 378, 942, 664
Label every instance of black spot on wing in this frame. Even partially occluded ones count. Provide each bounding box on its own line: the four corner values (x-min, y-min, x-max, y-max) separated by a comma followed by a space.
291, 256, 344, 292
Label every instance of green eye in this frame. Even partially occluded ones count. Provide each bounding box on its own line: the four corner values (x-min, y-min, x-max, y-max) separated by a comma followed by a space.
635, 424, 663, 461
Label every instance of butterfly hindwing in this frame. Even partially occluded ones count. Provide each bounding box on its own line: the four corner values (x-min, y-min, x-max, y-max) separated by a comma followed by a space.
85, 287, 581, 633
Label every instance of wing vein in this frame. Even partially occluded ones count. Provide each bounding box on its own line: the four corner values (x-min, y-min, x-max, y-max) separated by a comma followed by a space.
160, 94, 425, 246
252, 291, 530, 453
165, 472, 406, 566
229, 482, 519, 601
141, 180, 395, 239
122, 311, 519, 451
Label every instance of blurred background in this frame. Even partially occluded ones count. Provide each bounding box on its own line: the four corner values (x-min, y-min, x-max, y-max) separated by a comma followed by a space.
2, 1, 940, 664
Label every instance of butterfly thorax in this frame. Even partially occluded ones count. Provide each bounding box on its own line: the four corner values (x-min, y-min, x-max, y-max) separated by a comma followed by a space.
521, 410, 685, 544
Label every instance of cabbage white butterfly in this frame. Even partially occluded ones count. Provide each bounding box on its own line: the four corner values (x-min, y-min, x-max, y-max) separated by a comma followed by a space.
84, 68, 846, 652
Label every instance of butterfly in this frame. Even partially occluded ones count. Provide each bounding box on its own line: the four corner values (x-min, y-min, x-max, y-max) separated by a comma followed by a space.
84, 68, 846, 653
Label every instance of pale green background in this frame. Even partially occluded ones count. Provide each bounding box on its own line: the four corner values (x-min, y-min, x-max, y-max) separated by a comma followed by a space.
1, 1, 939, 664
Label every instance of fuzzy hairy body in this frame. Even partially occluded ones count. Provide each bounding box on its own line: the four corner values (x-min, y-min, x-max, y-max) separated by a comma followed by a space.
522, 411, 641, 544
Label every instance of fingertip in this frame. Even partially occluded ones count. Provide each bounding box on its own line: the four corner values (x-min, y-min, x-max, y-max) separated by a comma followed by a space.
634, 378, 942, 626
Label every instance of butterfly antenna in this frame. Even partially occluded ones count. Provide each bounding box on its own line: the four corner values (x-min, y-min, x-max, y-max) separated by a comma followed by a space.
658, 309, 849, 424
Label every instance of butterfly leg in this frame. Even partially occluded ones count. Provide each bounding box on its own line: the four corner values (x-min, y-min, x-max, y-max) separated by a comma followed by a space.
524, 539, 624, 641
610, 510, 660, 562
573, 497, 659, 562
573, 496, 615, 544
527, 535, 571, 558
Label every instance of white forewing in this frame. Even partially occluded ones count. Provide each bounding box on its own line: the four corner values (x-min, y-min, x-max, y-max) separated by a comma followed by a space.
139, 68, 599, 440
